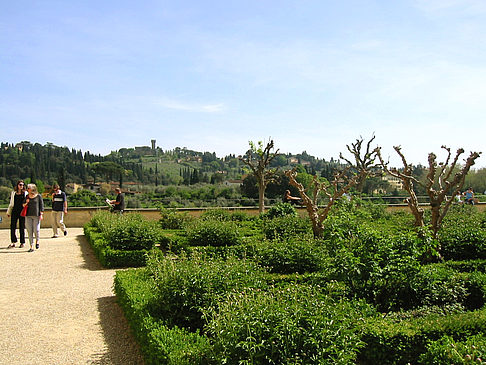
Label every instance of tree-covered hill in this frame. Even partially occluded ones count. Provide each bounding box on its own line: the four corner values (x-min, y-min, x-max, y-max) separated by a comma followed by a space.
0, 141, 345, 189
1, 141, 485, 199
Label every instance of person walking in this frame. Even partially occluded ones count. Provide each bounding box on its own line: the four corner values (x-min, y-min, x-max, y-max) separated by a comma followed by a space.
24, 183, 44, 252
6, 180, 27, 248
51, 184, 68, 238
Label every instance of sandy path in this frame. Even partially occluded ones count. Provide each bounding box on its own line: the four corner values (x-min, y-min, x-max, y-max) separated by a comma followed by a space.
0, 228, 144, 364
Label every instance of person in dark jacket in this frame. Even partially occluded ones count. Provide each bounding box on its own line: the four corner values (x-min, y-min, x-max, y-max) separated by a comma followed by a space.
110, 188, 125, 214
6, 180, 27, 248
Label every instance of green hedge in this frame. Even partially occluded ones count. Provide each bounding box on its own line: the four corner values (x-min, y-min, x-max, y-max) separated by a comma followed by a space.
204, 285, 376, 365
358, 308, 486, 364
84, 224, 150, 268
84, 211, 174, 268
185, 219, 241, 247
114, 269, 212, 365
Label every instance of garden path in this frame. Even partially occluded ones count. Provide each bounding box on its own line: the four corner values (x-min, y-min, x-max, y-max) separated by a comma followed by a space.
0, 227, 144, 364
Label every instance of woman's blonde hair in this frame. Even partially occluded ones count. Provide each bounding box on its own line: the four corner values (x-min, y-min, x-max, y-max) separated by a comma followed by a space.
27, 183, 38, 195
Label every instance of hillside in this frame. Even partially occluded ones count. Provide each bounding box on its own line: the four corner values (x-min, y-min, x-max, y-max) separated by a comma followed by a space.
0, 141, 342, 188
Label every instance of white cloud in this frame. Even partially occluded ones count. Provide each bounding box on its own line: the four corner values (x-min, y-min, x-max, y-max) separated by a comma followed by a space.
155, 97, 226, 113
413, 0, 486, 15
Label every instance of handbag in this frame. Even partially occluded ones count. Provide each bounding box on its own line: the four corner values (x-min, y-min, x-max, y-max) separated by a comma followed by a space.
20, 204, 28, 217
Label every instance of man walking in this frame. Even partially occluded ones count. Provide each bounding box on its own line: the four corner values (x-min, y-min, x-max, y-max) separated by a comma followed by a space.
51, 184, 68, 238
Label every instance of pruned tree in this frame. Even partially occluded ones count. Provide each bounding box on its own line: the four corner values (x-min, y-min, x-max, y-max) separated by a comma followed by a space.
285, 136, 381, 237
377, 146, 482, 240
377, 146, 425, 228
239, 139, 280, 213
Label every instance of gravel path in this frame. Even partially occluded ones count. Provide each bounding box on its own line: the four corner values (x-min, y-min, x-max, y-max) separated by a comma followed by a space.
0, 228, 144, 365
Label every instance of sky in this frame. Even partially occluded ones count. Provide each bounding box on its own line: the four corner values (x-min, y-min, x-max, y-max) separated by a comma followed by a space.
1, 0, 485, 168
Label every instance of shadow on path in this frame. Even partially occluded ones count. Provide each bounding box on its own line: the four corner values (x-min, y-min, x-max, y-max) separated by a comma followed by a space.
89, 296, 145, 364
76, 234, 107, 271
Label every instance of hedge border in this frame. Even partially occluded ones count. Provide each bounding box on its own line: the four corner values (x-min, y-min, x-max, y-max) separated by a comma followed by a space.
84, 224, 149, 268
114, 268, 212, 365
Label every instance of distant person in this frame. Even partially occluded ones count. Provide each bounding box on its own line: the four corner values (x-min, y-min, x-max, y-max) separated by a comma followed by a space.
465, 187, 475, 205
454, 191, 463, 204
6, 180, 27, 248
110, 188, 125, 214
283, 189, 301, 205
51, 184, 68, 238
23, 183, 44, 252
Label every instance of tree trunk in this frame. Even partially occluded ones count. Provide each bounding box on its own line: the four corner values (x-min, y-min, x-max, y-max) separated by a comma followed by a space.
258, 176, 265, 213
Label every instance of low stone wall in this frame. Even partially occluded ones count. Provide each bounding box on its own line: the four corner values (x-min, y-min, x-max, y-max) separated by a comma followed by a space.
1, 203, 484, 229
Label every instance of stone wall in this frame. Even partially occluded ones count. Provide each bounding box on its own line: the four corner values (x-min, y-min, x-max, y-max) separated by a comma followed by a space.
0, 203, 484, 229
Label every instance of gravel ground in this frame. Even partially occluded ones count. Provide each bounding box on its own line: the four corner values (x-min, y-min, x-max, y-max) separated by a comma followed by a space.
0, 227, 145, 365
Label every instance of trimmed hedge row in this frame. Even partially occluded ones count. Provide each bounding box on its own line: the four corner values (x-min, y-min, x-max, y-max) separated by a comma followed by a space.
84, 211, 171, 268
106, 205, 486, 363
114, 268, 211, 364
358, 308, 486, 364
84, 225, 149, 268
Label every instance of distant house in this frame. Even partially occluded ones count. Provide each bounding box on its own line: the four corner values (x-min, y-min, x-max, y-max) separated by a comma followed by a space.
223, 179, 243, 187
382, 174, 404, 191
288, 157, 299, 164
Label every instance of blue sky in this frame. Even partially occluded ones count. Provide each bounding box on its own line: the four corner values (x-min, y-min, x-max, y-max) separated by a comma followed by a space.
1, 0, 485, 167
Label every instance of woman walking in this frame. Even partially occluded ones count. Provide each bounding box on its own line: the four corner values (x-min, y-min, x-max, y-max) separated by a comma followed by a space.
6, 180, 27, 248
23, 183, 44, 252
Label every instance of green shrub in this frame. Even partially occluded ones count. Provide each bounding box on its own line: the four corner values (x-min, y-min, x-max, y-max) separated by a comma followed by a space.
419, 334, 486, 365
262, 215, 311, 240
439, 210, 486, 260
204, 284, 376, 364
444, 259, 486, 273
185, 219, 240, 247
84, 223, 150, 267
114, 268, 212, 365
255, 238, 329, 274
146, 253, 268, 330
200, 208, 232, 221
358, 308, 486, 364
159, 208, 193, 229
104, 214, 164, 251
324, 226, 423, 311
263, 202, 297, 219
228, 210, 253, 222
89, 210, 120, 231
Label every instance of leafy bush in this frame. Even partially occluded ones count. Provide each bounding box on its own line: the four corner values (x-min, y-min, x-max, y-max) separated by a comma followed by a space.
114, 268, 212, 365
255, 238, 329, 274
439, 216, 486, 260
204, 284, 376, 365
262, 215, 311, 240
419, 334, 486, 365
146, 253, 268, 330
104, 214, 165, 251
84, 223, 151, 268
200, 208, 232, 221
185, 219, 240, 247
263, 202, 297, 219
89, 210, 120, 231
68, 189, 106, 207
159, 208, 193, 229
359, 309, 486, 364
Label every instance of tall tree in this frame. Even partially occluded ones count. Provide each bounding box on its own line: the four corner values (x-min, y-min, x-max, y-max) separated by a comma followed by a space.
239, 139, 280, 213
285, 136, 380, 237
377, 146, 481, 241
